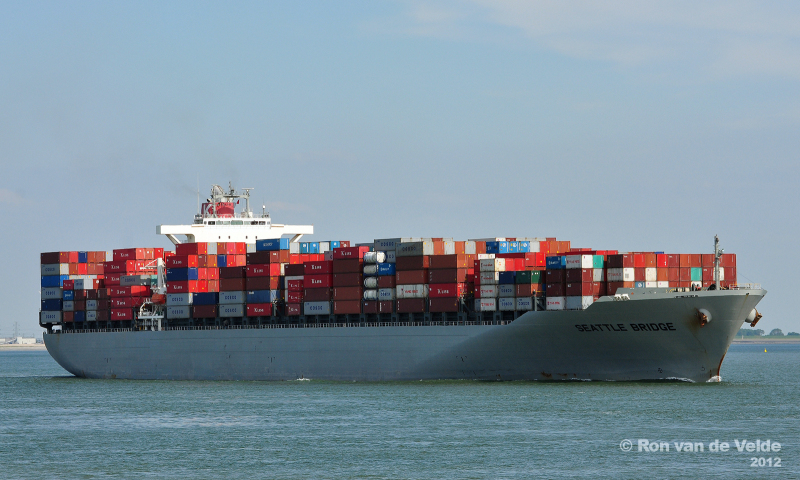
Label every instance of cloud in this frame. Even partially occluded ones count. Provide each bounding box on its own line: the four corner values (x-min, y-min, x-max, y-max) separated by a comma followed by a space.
390, 1, 800, 80
0, 188, 23, 205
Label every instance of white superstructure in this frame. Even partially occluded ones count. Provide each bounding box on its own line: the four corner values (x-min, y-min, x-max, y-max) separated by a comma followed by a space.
156, 183, 313, 245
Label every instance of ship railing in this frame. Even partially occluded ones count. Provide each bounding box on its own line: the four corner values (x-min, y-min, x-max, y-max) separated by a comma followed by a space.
728, 283, 762, 290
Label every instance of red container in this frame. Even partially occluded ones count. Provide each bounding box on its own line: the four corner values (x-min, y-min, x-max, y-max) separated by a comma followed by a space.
378, 276, 397, 288
679, 268, 691, 282
657, 269, 669, 281
566, 269, 593, 283
379, 300, 394, 313
110, 308, 133, 321
428, 269, 468, 284
524, 253, 546, 268
304, 288, 332, 302
110, 297, 146, 308
643, 253, 656, 268
634, 268, 645, 281
85, 290, 97, 300
566, 282, 598, 296
333, 300, 361, 314
332, 287, 362, 301
362, 301, 379, 314
306, 274, 334, 288
545, 270, 566, 283
689, 254, 702, 268
285, 303, 302, 316
339, 241, 351, 248
247, 303, 273, 317
247, 250, 290, 264
245, 264, 280, 277
395, 256, 430, 271
220, 266, 247, 279
109, 286, 150, 297
397, 298, 426, 313
73, 290, 88, 301
167, 281, 200, 293
515, 284, 543, 297
40, 252, 62, 264
287, 291, 304, 304
113, 248, 145, 261
725, 267, 737, 283
62, 311, 74, 322
332, 273, 362, 287
656, 254, 668, 268
216, 242, 237, 255
668, 268, 680, 282
332, 259, 362, 273
304, 261, 334, 275
193, 305, 218, 318
62, 279, 74, 290
720, 254, 736, 267
284, 264, 305, 276
429, 254, 469, 270
72, 300, 86, 311
701, 254, 715, 267
219, 278, 246, 291
176, 243, 208, 256
104, 260, 137, 273
246, 276, 280, 290
546, 283, 565, 296
396, 270, 427, 284
287, 279, 304, 291
97, 299, 109, 309
428, 283, 466, 298
166, 255, 198, 268
95, 310, 109, 321
207, 280, 219, 292
429, 297, 459, 312
198, 255, 218, 268
333, 246, 370, 260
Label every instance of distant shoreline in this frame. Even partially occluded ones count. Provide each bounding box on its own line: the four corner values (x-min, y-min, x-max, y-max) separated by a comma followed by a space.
0, 344, 46, 351
731, 337, 800, 344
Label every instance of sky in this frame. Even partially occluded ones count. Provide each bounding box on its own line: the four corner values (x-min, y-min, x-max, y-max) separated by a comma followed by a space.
1, 1, 798, 337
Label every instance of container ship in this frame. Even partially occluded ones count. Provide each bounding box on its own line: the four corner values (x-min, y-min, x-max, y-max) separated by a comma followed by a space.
39, 183, 765, 382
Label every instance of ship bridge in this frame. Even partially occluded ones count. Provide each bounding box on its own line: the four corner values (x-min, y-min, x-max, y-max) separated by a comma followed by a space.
156, 183, 313, 245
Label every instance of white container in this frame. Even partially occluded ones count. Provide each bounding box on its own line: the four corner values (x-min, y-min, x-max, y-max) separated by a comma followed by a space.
219, 303, 245, 317
304, 301, 331, 315
121, 275, 152, 286
527, 242, 540, 253
566, 255, 593, 269
378, 288, 396, 301
363, 251, 386, 264
397, 284, 428, 299
713, 269, 725, 281
40, 311, 61, 324
475, 298, 497, 311
363, 265, 378, 276
464, 241, 476, 255
41, 264, 69, 276
219, 291, 246, 304
546, 297, 565, 311
284, 275, 304, 282
73, 278, 96, 290
364, 277, 379, 288
478, 285, 498, 298
167, 293, 193, 306
566, 296, 594, 310
476, 253, 496, 260
657, 281, 669, 288
386, 251, 396, 263
471, 238, 506, 242
442, 241, 456, 255
498, 284, 515, 297
86, 300, 98, 311
395, 241, 434, 257
645, 281, 657, 288
479, 258, 505, 272
645, 268, 657, 282
41, 287, 63, 300
206, 243, 218, 255
246, 243, 256, 253
167, 306, 192, 319
62, 301, 75, 312
86, 310, 97, 321
516, 297, 533, 311
498, 297, 516, 311
479, 272, 500, 285
363, 289, 378, 300
318, 242, 330, 253
593, 268, 604, 282
289, 242, 301, 254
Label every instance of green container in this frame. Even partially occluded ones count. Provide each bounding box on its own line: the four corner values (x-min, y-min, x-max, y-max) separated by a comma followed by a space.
690, 267, 702, 281
592, 255, 604, 269
515, 270, 543, 284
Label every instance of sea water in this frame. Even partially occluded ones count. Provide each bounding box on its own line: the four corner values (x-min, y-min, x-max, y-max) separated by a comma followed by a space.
1, 345, 797, 479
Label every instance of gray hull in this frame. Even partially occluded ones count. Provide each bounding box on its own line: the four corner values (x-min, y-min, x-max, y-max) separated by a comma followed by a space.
44, 289, 765, 382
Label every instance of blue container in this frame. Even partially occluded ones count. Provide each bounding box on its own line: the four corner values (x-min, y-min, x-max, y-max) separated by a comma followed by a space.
377, 263, 396, 276
246, 290, 280, 304
74, 311, 86, 322
486, 241, 510, 254
192, 292, 219, 306
256, 238, 289, 251
498, 271, 516, 284
309, 242, 319, 254
546, 256, 566, 269
41, 275, 69, 288
217, 255, 227, 268
300, 242, 309, 254
518, 241, 531, 253
166, 267, 198, 282
41, 299, 63, 311
78, 251, 88, 263
508, 242, 519, 253
331, 241, 340, 249
634, 281, 646, 289
63, 290, 75, 301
